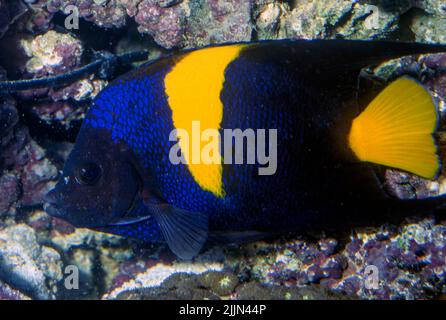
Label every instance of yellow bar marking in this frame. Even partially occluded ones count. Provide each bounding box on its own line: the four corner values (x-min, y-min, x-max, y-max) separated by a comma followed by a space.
165, 44, 245, 197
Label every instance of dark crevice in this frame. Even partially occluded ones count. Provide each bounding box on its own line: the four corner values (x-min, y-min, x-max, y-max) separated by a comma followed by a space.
357, 0, 412, 14
16, 98, 84, 143
51, 13, 126, 53
386, 7, 420, 42
283, 0, 298, 11
376, 0, 413, 13
250, 12, 259, 42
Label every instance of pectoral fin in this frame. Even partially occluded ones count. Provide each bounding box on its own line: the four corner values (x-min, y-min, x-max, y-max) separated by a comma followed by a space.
149, 203, 208, 260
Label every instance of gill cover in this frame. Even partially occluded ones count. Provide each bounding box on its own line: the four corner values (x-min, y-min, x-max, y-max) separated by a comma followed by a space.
349, 77, 439, 179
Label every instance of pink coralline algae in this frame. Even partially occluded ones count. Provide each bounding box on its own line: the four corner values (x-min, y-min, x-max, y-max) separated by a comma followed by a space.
0, 89, 58, 211
46, 0, 137, 29
135, 0, 186, 49
16, 30, 105, 126
0, 172, 20, 215
45, 0, 253, 48
423, 53, 446, 117
103, 218, 446, 300
46, 0, 188, 48
20, 30, 83, 77
49, 0, 187, 49
0, 123, 58, 209
330, 220, 446, 299
255, 218, 446, 299
185, 0, 253, 46
258, 238, 348, 287
0, 96, 21, 216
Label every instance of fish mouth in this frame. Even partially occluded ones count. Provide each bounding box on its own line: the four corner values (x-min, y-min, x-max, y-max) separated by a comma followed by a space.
43, 189, 150, 228
43, 189, 105, 228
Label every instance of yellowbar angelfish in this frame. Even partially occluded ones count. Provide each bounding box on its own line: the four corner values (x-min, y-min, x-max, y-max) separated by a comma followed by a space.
44, 40, 446, 259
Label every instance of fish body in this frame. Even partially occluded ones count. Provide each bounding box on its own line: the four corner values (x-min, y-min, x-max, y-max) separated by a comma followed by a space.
45, 40, 446, 258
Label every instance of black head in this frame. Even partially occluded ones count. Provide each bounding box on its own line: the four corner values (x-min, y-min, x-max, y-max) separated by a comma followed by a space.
44, 128, 143, 228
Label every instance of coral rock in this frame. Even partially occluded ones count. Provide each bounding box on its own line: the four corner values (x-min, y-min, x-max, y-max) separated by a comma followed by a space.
0, 280, 30, 300
135, 0, 186, 48
104, 260, 224, 299
185, 0, 253, 47
0, 224, 63, 299
20, 30, 83, 77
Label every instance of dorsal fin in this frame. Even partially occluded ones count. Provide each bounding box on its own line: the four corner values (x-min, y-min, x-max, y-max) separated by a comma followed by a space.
241, 40, 446, 93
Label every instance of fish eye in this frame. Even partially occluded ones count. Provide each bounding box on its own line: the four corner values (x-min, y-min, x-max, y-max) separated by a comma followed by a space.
76, 162, 102, 186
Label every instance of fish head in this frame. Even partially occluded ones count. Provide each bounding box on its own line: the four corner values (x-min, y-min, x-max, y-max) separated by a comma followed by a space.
44, 128, 143, 228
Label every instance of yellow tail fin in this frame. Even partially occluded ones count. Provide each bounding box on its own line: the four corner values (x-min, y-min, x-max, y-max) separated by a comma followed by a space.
349, 77, 439, 179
